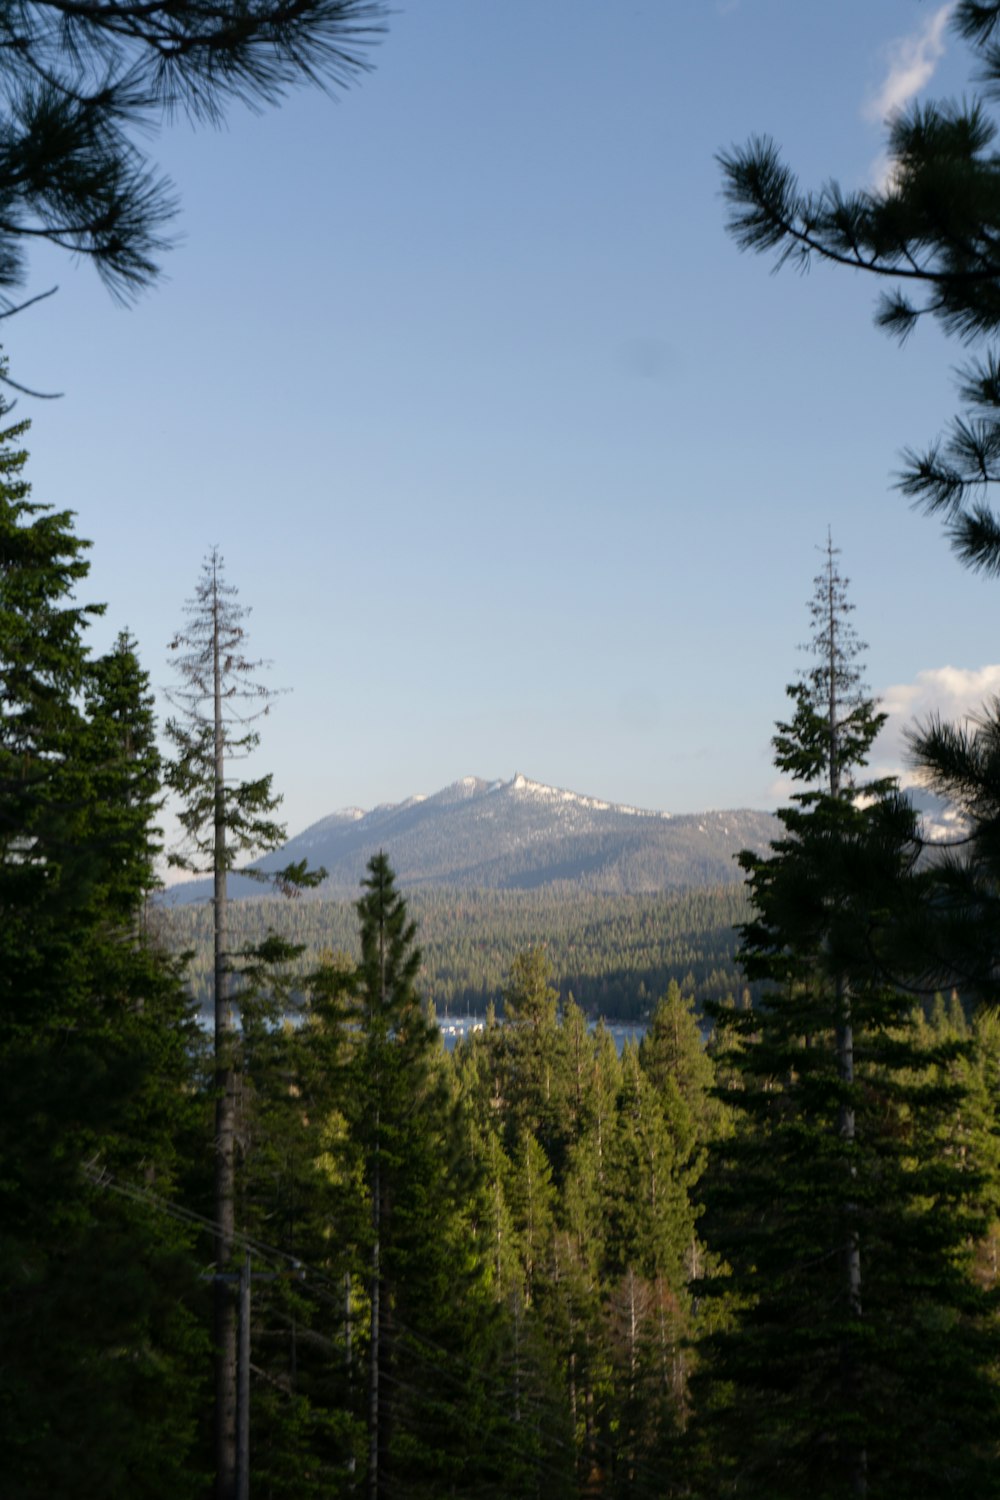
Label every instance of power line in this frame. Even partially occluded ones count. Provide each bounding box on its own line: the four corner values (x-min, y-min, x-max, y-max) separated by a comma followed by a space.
86, 1162, 684, 1494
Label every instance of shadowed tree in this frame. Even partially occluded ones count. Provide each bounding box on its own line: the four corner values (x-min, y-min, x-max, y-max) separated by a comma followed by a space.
907, 694, 1000, 981
0, 393, 207, 1495
692, 545, 999, 1499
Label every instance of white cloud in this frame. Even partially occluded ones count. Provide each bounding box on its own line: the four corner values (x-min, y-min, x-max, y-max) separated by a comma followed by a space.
762, 665, 1000, 814
868, 150, 896, 194
874, 663, 1000, 768
864, 3, 954, 124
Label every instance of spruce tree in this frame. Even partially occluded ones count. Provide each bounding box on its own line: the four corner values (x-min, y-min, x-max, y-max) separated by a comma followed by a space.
692, 544, 999, 1499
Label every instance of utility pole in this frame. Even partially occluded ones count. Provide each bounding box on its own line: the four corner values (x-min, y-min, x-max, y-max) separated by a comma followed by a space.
202, 1257, 305, 1500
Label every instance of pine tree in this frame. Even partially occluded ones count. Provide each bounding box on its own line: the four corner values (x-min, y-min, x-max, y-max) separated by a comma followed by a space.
905, 699, 1000, 999
165, 546, 323, 1500
692, 544, 999, 1498
718, 5, 1000, 576
0, 0, 385, 309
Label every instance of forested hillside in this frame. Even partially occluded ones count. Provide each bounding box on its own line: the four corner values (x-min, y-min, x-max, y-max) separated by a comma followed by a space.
156, 884, 751, 1019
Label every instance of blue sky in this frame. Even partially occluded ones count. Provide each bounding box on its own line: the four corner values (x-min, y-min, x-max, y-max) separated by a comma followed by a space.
9, 1, 1000, 842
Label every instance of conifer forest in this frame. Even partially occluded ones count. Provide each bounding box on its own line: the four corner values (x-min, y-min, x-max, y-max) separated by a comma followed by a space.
12, 4, 1000, 1499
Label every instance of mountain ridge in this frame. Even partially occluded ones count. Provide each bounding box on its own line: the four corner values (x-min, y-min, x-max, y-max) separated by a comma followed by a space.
162, 773, 779, 903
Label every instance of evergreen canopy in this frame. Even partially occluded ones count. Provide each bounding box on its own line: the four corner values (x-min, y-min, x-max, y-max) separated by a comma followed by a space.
0, 391, 207, 1497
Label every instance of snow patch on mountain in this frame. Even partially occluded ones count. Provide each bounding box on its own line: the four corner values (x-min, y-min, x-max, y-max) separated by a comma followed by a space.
507, 772, 672, 820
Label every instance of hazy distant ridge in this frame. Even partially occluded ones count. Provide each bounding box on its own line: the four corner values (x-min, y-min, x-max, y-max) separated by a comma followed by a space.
163, 773, 779, 903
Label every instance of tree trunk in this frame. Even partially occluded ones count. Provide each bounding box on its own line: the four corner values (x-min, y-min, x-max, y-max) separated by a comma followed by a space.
824, 534, 866, 1496
836, 973, 866, 1497
368, 1139, 380, 1500
626, 1270, 638, 1493
368, 896, 388, 1500
213, 563, 238, 1500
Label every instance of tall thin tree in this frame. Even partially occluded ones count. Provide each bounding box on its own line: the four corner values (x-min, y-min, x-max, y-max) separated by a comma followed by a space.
165, 547, 322, 1500
773, 534, 879, 1454
693, 543, 998, 1499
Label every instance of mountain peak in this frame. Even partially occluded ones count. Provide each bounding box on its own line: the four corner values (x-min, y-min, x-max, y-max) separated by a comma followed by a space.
163, 773, 780, 904
160, 773, 780, 903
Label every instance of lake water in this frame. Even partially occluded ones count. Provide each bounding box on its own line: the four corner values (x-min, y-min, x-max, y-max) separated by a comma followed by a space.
197, 1008, 647, 1056
436, 1015, 646, 1055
